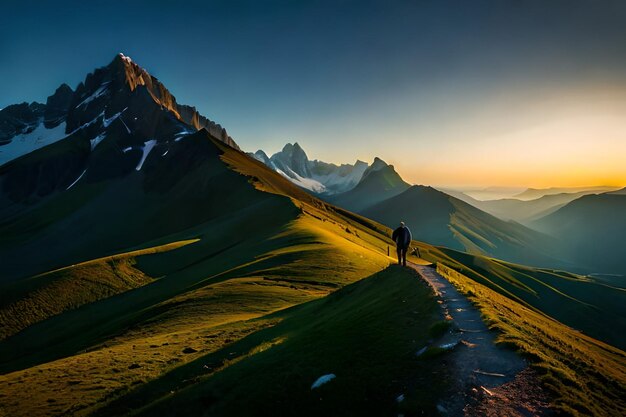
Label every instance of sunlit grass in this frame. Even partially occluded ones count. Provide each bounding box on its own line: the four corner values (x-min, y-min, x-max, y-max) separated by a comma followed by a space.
434, 262, 626, 416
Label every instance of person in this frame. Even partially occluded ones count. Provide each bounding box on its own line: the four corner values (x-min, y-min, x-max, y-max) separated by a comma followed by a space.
391, 221, 412, 266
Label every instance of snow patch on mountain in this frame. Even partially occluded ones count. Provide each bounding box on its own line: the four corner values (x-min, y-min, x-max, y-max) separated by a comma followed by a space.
136, 139, 157, 171
0, 121, 67, 165
90, 132, 107, 150
250, 149, 273, 167
253, 142, 370, 195
66, 169, 87, 190
76, 82, 110, 108
68, 112, 105, 135
311, 374, 336, 389
276, 167, 326, 193
103, 108, 128, 128
174, 128, 194, 142
118, 53, 133, 64
309, 160, 368, 193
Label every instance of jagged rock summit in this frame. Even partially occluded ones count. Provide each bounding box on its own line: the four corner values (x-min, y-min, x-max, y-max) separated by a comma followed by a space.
0, 53, 242, 206
0, 53, 237, 166
250, 142, 370, 195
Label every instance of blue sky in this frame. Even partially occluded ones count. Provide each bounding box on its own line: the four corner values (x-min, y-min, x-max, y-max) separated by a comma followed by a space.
2, 0, 626, 187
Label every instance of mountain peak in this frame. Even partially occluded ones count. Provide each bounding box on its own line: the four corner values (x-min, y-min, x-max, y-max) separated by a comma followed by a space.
0, 54, 239, 166
250, 149, 272, 166
360, 157, 393, 181
117, 52, 133, 64
86, 54, 238, 148
280, 142, 308, 159
254, 142, 369, 195
282, 142, 303, 151
44, 83, 74, 128
370, 157, 388, 171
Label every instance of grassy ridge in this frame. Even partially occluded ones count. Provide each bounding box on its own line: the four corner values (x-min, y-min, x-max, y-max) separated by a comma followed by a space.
0, 206, 392, 416
415, 244, 626, 350
0, 139, 399, 416
0, 240, 198, 340
421, 257, 626, 416
92, 266, 447, 417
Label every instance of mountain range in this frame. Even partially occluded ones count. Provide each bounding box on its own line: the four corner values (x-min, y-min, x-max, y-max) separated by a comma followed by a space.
252, 142, 626, 274
249, 143, 368, 195
512, 185, 620, 201
442, 189, 594, 225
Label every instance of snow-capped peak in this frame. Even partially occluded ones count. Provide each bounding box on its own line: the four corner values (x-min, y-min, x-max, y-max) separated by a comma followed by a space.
118, 53, 133, 64
252, 142, 372, 195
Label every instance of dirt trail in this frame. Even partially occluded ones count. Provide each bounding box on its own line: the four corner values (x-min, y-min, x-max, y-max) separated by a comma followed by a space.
409, 262, 551, 416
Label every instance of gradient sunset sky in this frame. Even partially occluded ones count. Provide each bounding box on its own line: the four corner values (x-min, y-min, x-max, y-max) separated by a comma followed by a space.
2, 0, 625, 188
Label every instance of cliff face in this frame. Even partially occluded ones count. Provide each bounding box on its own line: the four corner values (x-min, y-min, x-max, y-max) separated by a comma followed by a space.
0, 53, 246, 207
44, 84, 74, 128
68, 53, 239, 149
0, 54, 240, 167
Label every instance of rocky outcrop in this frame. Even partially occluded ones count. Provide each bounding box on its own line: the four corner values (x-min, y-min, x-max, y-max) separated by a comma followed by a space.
44, 84, 74, 128
249, 150, 272, 166
0, 53, 239, 167
270, 142, 311, 178
102, 54, 238, 149
0, 53, 242, 203
0, 102, 45, 144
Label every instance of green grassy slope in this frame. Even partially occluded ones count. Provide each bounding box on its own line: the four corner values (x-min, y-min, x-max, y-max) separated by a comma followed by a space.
90, 266, 447, 417
532, 193, 626, 276
0, 240, 197, 340
2, 123, 623, 417
362, 185, 569, 269
0, 130, 286, 282
412, 242, 626, 350
0, 132, 404, 417
432, 262, 626, 417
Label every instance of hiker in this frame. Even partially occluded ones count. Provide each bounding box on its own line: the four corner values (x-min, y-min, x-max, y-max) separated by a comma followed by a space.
391, 221, 412, 266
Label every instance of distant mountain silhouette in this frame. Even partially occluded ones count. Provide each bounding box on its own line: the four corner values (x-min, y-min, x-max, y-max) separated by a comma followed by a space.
532, 193, 626, 275
512, 186, 619, 201
443, 190, 595, 225
328, 157, 410, 211
607, 187, 626, 195
361, 185, 568, 268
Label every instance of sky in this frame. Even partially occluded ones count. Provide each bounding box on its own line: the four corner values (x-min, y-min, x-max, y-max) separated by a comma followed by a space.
2, 0, 626, 188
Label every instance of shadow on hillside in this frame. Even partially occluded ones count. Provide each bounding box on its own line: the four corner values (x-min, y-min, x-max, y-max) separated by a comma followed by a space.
93, 265, 450, 417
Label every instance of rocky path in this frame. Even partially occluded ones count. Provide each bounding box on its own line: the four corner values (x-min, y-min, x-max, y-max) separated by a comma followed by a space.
409, 262, 551, 416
